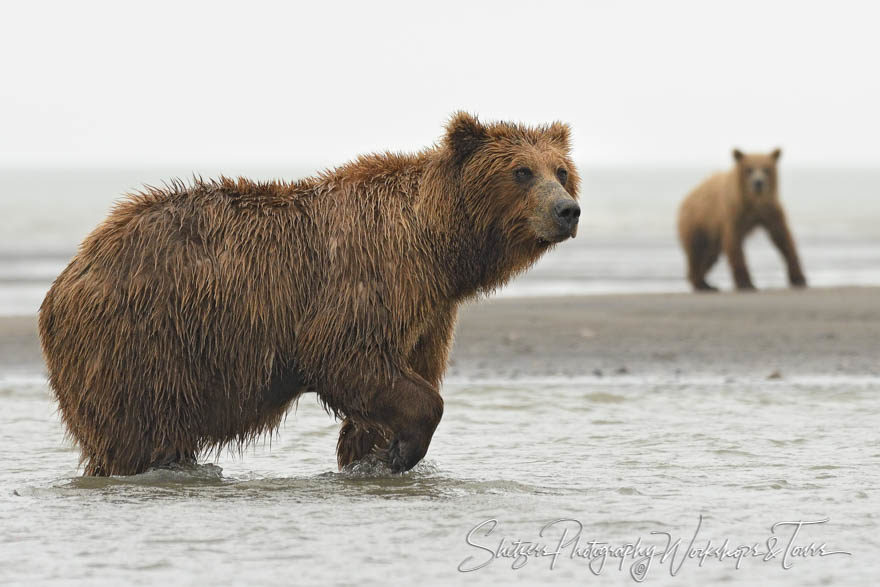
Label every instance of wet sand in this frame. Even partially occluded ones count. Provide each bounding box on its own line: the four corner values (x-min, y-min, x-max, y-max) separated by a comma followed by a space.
449, 286, 880, 379
3, 286, 878, 378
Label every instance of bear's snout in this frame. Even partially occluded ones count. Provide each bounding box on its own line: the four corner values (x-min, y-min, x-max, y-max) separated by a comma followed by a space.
553, 198, 580, 237
531, 180, 581, 242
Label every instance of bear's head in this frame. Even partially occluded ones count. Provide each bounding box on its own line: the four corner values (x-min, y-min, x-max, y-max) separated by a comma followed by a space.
443, 112, 580, 254
733, 148, 781, 199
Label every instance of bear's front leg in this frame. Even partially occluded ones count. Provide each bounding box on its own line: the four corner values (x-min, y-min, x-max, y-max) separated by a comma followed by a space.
370, 372, 444, 473
297, 299, 444, 473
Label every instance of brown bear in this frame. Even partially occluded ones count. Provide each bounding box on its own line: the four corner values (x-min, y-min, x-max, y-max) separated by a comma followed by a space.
677, 148, 806, 291
39, 112, 581, 476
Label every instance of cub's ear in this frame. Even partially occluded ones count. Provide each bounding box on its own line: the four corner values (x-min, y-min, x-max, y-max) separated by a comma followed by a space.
445, 111, 487, 164
771, 148, 782, 161
545, 122, 571, 150
732, 149, 745, 162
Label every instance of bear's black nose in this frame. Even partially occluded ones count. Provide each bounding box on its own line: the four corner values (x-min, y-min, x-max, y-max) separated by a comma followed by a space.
753, 179, 765, 193
553, 199, 580, 233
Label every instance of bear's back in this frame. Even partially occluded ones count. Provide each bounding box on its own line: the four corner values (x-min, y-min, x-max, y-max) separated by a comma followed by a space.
41, 180, 322, 370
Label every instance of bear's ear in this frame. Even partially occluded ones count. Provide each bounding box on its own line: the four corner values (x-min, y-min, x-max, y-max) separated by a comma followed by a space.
445, 111, 487, 165
771, 148, 782, 161
732, 149, 744, 163
545, 122, 571, 150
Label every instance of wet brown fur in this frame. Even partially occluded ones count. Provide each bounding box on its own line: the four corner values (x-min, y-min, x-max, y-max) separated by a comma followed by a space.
39, 112, 580, 475
677, 149, 806, 291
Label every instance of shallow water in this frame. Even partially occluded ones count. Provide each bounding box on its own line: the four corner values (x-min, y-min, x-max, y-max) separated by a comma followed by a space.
1, 372, 877, 585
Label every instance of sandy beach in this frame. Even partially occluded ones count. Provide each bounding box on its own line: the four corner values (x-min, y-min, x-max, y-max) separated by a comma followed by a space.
450, 286, 880, 379
4, 286, 877, 378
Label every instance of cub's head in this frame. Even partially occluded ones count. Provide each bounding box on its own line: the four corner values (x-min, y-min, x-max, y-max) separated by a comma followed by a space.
733, 148, 782, 199
443, 112, 581, 254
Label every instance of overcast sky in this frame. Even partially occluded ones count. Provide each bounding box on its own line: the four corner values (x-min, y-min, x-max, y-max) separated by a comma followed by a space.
2, 0, 878, 168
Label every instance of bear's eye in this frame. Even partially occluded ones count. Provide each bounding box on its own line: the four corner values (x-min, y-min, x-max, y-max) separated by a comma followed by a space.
514, 167, 533, 182
556, 168, 568, 184
745, 167, 753, 174
763, 167, 771, 175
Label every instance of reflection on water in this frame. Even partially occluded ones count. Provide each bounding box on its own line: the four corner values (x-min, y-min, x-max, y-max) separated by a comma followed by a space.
1, 374, 877, 585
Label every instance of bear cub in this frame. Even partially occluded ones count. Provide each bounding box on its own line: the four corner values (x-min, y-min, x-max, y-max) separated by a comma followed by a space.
678, 148, 806, 291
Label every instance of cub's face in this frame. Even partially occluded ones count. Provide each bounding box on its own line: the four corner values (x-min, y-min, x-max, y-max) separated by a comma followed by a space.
445, 112, 581, 248
733, 148, 782, 200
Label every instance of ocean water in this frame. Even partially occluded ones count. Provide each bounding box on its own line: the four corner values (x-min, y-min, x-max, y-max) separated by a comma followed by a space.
0, 166, 878, 314
1, 372, 876, 585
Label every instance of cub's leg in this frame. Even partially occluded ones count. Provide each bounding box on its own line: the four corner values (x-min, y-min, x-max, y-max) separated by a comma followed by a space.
723, 229, 755, 290
763, 210, 807, 287
686, 229, 720, 291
